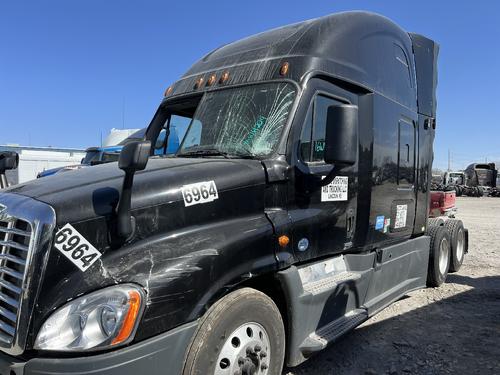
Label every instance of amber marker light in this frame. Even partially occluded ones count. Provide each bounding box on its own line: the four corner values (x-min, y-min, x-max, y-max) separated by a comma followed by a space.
278, 235, 290, 247
164, 86, 173, 97
111, 290, 142, 346
207, 74, 217, 86
280, 61, 290, 76
219, 71, 230, 84
194, 77, 204, 89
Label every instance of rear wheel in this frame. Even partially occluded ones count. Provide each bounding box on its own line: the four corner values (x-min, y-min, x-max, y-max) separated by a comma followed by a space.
444, 219, 466, 272
427, 217, 445, 228
183, 288, 285, 375
427, 225, 451, 287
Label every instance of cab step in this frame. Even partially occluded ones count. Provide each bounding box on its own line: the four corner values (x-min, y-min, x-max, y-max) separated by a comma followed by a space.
302, 271, 361, 295
299, 309, 368, 355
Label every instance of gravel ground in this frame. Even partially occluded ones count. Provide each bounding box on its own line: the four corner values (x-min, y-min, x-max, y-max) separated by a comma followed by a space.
284, 197, 500, 375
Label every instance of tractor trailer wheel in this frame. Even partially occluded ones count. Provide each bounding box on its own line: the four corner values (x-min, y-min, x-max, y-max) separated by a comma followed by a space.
183, 288, 285, 375
444, 219, 466, 272
427, 225, 451, 287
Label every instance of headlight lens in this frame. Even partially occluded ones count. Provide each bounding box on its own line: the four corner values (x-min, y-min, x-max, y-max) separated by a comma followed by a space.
34, 284, 145, 351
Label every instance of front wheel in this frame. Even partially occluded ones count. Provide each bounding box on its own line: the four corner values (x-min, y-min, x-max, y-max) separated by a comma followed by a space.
183, 288, 285, 375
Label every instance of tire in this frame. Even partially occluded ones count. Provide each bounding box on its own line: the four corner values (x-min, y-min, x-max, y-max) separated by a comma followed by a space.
427, 225, 451, 287
455, 186, 462, 197
183, 288, 285, 375
427, 217, 445, 228
444, 219, 466, 272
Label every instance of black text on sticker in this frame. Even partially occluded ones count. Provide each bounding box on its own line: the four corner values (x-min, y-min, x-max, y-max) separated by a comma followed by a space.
181, 180, 218, 207
54, 224, 102, 272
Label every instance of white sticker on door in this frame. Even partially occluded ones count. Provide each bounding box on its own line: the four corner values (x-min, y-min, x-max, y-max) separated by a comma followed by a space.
394, 204, 408, 229
54, 223, 102, 272
181, 180, 219, 207
321, 176, 348, 202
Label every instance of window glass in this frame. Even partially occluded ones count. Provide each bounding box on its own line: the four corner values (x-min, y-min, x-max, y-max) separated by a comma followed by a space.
154, 114, 193, 155
300, 95, 340, 162
178, 83, 296, 157
311, 96, 333, 161
394, 44, 412, 88
299, 105, 313, 161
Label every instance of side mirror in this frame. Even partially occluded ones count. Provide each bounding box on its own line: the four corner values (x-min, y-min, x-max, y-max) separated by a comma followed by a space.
115, 141, 151, 240
0, 152, 19, 173
0, 152, 19, 189
324, 105, 358, 166
118, 141, 151, 172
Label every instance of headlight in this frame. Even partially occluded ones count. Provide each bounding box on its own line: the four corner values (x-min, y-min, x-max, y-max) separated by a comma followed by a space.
34, 284, 145, 351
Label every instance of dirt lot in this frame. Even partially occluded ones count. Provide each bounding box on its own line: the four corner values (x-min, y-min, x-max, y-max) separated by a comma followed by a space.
285, 197, 500, 375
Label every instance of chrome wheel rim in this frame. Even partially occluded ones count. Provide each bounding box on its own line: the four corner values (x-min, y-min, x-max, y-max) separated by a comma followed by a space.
439, 237, 449, 275
214, 322, 271, 375
456, 229, 464, 261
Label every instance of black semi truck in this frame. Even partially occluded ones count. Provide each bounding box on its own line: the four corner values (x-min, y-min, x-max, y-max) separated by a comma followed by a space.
0, 12, 466, 375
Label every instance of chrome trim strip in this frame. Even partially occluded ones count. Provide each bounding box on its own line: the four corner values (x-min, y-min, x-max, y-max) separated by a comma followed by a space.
0, 192, 56, 356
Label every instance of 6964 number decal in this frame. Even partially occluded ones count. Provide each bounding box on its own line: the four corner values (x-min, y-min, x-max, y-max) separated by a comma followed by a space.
181, 180, 218, 207
54, 223, 102, 272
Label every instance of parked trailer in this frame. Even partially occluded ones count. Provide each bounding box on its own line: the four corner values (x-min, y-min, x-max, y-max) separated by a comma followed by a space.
0, 12, 467, 375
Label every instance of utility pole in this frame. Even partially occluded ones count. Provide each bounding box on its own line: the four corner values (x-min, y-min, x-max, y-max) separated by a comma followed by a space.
122, 97, 125, 129
448, 149, 451, 171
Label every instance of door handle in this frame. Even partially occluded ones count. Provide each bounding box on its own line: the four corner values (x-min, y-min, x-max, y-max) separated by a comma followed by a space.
346, 209, 355, 238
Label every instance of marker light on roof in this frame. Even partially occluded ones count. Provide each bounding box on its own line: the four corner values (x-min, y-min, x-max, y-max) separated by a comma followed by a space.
219, 71, 229, 84
207, 74, 217, 86
280, 62, 290, 76
194, 77, 204, 89
164, 86, 173, 96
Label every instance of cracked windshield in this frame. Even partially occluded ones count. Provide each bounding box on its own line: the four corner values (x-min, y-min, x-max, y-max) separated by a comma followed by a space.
178, 82, 296, 158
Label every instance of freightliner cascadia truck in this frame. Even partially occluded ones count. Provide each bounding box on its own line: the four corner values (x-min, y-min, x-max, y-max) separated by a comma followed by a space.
0, 12, 467, 375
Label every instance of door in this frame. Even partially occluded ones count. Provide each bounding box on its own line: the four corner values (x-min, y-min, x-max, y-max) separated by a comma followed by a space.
288, 92, 358, 262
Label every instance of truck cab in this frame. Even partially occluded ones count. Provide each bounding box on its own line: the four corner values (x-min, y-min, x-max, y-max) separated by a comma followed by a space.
0, 12, 458, 375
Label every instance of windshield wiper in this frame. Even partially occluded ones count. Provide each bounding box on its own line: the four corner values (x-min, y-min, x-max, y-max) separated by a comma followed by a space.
177, 148, 253, 159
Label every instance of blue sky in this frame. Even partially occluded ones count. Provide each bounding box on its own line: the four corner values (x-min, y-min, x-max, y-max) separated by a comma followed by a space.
1, 0, 499, 170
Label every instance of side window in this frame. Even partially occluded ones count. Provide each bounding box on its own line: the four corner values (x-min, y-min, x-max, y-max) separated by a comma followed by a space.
299, 105, 313, 161
398, 120, 415, 185
394, 44, 413, 88
181, 119, 203, 149
299, 95, 341, 162
155, 114, 194, 155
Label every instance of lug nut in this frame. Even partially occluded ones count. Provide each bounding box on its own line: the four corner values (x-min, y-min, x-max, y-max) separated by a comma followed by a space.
238, 357, 245, 365
260, 350, 267, 358
246, 347, 254, 355
254, 344, 262, 352
261, 363, 268, 370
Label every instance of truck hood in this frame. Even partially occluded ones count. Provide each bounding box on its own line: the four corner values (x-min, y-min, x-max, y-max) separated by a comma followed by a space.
7, 156, 267, 224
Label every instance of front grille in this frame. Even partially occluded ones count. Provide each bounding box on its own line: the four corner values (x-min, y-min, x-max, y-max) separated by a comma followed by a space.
0, 217, 32, 345
0, 194, 55, 356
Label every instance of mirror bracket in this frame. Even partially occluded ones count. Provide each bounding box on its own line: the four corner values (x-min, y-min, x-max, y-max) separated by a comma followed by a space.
115, 141, 151, 241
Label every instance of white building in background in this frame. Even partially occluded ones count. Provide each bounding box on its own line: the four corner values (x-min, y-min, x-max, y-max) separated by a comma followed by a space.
102, 128, 140, 147
0, 145, 85, 185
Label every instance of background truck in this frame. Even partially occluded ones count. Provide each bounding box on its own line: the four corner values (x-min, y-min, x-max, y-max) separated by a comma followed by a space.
37, 126, 184, 178
464, 162, 498, 196
444, 170, 484, 197
0, 12, 467, 375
